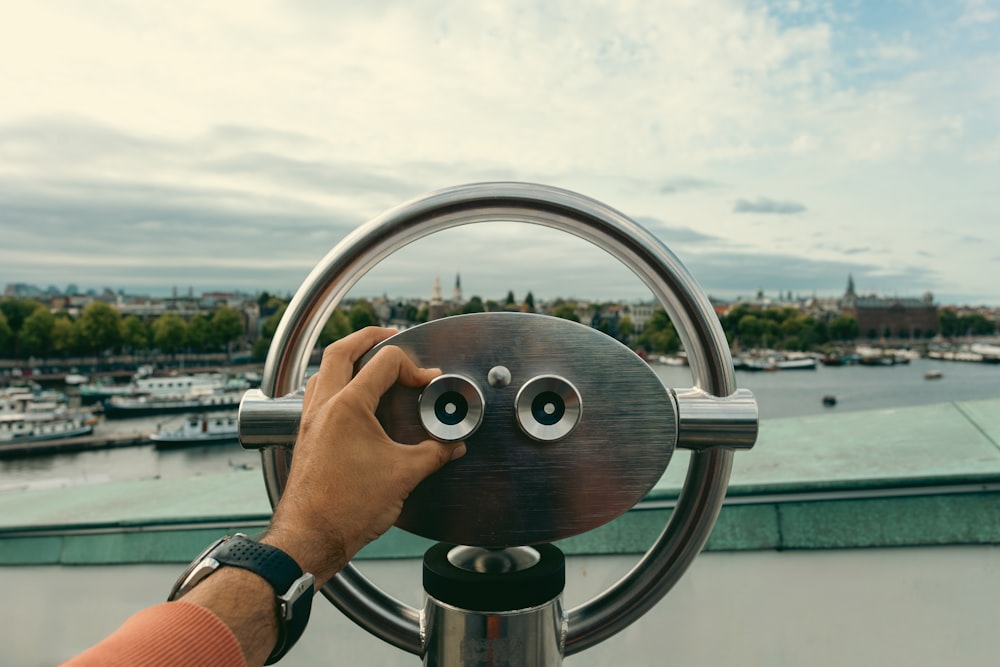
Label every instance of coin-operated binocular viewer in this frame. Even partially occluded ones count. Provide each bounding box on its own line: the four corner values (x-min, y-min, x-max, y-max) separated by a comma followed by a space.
238, 183, 758, 665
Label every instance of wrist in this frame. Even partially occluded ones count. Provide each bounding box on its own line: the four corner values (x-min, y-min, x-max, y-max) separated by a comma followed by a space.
169, 534, 316, 665
183, 567, 277, 665
260, 525, 349, 587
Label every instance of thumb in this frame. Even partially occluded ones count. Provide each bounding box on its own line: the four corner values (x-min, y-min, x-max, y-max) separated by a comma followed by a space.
399, 439, 466, 486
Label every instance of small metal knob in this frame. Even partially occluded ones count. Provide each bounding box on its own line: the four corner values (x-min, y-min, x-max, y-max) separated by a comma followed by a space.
418, 374, 485, 443
515, 375, 582, 442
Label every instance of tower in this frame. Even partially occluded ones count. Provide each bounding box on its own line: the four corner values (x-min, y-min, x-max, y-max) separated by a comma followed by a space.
429, 274, 445, 321
453, 273, 463, 308
842, 273, 858, 310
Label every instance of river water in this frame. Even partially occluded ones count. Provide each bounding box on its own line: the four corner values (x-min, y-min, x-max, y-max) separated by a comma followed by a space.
1, 357, 997, 492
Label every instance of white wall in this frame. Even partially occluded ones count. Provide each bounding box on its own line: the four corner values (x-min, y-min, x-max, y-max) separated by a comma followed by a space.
3, 546, 997, 666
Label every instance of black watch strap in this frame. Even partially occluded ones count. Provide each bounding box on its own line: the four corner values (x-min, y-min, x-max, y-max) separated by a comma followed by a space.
172, 534, 315, 665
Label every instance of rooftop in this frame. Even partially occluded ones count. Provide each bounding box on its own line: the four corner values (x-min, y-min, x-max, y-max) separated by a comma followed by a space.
1, 397, 998, 565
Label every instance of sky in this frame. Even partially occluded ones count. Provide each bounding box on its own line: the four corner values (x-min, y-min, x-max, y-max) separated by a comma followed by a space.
0, 0, 997, 306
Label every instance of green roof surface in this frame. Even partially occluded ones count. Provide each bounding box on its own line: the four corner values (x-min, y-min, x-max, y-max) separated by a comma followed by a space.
1, 398, 998, 565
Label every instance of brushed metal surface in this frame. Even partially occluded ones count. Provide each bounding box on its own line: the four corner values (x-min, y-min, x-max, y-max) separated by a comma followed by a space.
422, 597, 566, 666
358, 312, 677, 547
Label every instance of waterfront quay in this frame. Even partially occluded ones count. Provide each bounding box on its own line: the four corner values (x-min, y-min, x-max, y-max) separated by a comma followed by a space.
0, 356, 267, 461
0, 354, 266, 388
0, 430, 148, 459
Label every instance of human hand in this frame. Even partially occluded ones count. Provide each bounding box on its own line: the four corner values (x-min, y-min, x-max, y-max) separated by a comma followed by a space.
262, 327, 466, 585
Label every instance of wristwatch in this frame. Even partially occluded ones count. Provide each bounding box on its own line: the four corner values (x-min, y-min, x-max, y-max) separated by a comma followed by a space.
168, 533, 315, 665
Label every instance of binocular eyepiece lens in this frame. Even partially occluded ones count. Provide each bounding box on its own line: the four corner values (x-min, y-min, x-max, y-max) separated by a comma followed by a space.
434, 391, 469, 426
531, 391, 565, 426
419, 373, 581, 443
419, 374, 485, 443
515, 375, 582, 442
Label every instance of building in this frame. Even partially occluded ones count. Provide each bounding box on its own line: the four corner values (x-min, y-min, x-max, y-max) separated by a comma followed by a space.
840, 275, 938, 340
428, 274, 446, 321
452, 273, 463, 311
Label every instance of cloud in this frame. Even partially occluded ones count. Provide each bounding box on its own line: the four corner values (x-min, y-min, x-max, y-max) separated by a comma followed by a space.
0, 2, 998, 306
683, 251, 937, 302
633, 217, 723, 245
732, 198, 808, 215
956, 0, 999, 27
659, 176, 725, 195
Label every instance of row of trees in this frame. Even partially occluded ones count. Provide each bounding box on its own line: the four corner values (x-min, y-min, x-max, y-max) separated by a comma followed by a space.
583, 305, 858, 356
252, 293, 545, 359
938, 310, 996, 338
253, 299, 369, 360
0, 298, 245, 360
718, 305, 860, 353
5, 294, 995, 363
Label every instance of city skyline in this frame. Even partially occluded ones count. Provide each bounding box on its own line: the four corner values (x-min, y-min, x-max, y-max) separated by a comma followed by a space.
3, 271, 988, 311
1, 3, 998, 306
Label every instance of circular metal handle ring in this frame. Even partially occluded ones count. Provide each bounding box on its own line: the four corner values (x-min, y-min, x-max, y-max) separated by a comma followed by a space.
258, 182, 736, 656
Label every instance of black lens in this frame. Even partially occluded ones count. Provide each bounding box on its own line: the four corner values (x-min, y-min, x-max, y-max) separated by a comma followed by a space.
531, 391, 565, 426
434, 391, 469, 426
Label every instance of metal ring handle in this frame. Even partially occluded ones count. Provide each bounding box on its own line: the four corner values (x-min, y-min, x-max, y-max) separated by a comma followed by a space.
258, 182, 737, 655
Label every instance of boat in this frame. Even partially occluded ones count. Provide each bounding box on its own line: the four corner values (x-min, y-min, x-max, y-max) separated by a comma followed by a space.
924, 370, 943, 380
131, 373, 248, 396
80, 372, 250, 404
77, 380, 138, 403
822, 395, 837, 407
1, 387, 70, 417
657, 354, 689, 366
739, 355, 817, 371
150, 413, 239, 448
774, 357, 817, 370
101, 388, 246, 419
0, 408, 95, 444
971, 343, 1000, 364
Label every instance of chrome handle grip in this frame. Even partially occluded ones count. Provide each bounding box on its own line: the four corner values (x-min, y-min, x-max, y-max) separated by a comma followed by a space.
247, 181, 756, 657
673, 388, 758, 451
238, 387, 757, 451
238, 388, 303, 449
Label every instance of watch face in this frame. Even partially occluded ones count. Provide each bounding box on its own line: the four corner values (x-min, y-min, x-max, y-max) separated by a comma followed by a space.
167, 535, 229, 601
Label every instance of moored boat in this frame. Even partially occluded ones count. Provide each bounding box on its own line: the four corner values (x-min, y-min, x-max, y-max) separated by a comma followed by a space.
1, 387, 71, 417
150, 413, 239, 448
101, 389, 245, 419
739, 355, 817, 371
0, 409, 95, 444
77, 381, 136, 403
80, 372, 251, 405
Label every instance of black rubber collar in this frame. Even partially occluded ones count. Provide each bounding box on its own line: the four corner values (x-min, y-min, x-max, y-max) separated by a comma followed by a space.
422, 543, 565, 612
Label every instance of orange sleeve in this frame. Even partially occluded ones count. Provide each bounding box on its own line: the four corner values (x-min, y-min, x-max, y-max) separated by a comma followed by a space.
61, 600, 247, 667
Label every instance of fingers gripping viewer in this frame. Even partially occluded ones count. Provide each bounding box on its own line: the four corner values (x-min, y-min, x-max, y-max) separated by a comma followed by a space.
63, 327, 467, 667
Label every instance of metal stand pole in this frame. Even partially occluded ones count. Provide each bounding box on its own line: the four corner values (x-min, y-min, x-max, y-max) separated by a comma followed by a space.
422, 543, 566, 666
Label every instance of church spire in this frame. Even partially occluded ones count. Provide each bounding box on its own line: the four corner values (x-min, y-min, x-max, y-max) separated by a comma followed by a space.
453, 273, 462, 306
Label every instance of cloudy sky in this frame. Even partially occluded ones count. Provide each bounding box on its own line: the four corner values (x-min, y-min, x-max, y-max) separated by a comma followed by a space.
1, 1, 997, 306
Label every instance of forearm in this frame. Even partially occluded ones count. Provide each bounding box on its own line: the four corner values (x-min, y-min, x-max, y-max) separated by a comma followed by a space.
183, 566, 278, 667
61, 600, 246, 667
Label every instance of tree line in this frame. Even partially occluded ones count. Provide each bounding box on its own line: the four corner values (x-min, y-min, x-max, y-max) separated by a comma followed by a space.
938, 310, 996, 338
5, 293, 992, 363
0, 298, 245, 360
252, 291, 544, 359
632, 304, 862, 356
